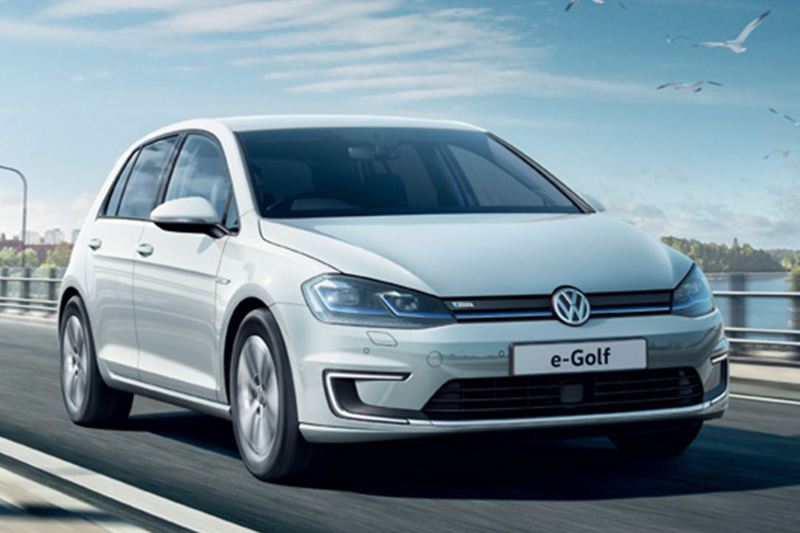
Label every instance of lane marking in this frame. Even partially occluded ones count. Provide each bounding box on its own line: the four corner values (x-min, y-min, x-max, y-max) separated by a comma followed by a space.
0, 464, 144, 533
0, 316, 57, 329
0, 437, 256, 533
730, 393, 800, 407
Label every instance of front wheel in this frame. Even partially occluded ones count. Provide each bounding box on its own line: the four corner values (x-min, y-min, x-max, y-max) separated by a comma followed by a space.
59, 296, 133, 426
230, 309, 315, 481
609, 421, 703, 458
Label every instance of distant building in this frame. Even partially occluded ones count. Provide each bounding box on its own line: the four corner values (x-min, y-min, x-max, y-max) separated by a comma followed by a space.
44, 228, 66, 245
24, 231, 42, 245
0, 238, 22, 251
70, 228, 81, 245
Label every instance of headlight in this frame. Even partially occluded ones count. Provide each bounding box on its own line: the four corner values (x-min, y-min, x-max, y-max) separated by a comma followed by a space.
302, 275, 454, 328
672, 265, 714, 317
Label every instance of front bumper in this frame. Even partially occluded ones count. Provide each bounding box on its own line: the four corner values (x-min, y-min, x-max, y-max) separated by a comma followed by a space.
272, 303, 729, 443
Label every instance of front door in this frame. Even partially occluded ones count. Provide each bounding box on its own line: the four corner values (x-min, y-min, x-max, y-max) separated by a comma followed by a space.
133, 133, 236, 400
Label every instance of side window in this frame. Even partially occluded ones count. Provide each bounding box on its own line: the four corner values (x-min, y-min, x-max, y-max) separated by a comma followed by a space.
103, 150, 138, 217
164, 134, 233, 223
117, 136, 178, 220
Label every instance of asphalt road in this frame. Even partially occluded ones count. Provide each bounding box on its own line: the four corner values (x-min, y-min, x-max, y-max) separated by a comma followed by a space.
0, 318, 798, 532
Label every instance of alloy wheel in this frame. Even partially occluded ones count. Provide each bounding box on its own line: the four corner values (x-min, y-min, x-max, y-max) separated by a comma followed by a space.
62, 316, 88, 412
236, 335, 280, 459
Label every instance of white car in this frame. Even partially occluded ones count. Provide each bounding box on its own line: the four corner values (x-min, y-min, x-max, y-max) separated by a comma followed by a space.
59, 115, 729, 480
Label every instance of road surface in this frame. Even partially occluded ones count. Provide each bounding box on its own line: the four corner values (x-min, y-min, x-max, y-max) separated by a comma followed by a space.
0, 318, 798, 532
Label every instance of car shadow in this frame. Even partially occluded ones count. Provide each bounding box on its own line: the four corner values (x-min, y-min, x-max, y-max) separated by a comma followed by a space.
122, 411, 800, 501
124, 411, 239, 459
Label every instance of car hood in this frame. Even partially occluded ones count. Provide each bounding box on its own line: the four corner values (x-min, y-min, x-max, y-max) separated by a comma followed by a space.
258, 213, 692, 297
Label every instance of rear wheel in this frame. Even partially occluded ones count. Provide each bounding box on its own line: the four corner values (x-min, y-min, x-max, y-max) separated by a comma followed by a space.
60, 296, 133, 426
230, 309, 315, 481
610, 421, 703, 458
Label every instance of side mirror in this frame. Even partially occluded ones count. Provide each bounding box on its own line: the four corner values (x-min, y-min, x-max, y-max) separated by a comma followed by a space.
581, 193, 606, 213
150, 197, 229, 238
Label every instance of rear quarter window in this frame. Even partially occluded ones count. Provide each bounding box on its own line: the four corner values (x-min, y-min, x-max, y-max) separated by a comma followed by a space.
102, 150, 139, 217
117, 136, 178, 220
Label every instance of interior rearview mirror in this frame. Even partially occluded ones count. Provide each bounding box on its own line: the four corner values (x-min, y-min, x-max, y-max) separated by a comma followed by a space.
150, 197, 228, 238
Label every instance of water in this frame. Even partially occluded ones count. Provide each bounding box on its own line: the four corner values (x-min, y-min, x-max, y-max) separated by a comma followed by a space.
708, 272, 797, 330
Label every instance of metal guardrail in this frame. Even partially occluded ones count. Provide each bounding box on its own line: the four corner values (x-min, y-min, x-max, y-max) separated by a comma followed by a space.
713, 290, 800, 351
0, 268, 60, 313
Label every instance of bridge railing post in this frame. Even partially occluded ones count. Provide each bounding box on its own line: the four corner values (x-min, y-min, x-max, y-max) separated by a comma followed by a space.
0, 267, 7, 304
48, 268, 58, 305
727, 273, 747, 355
790, 270, 800, 360
21, 267, 31, 312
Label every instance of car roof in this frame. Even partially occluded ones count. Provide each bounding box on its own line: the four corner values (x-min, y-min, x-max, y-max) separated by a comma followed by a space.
212, 114, 486, 133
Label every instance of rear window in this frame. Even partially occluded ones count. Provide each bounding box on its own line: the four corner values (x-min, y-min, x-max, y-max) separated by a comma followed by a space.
237, 128, 579, 218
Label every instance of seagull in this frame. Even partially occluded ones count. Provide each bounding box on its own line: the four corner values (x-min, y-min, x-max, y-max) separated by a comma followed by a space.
695, 11, 770, 54
769, 108, 800, 128
663, 30, 688, 45
565, 0, 626, 12
657, 80, 723, 93
763, 149, 800, 160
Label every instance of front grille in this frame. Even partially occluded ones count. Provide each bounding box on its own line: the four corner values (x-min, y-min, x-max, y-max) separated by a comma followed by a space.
445, 290, 672, 322
423, 367, 703, 421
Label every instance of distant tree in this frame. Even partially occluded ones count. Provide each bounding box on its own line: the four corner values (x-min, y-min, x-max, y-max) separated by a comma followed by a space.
22, 249, 38, 269
0, 247, 39, 269
0, 247, 18, 267
661, 236, 786, 273
42, 246, 72, 268
791, 266, 800, 292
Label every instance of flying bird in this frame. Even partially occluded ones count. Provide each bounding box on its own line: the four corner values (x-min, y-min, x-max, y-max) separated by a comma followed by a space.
695, 11, 770, 54
769, 108, 800, 128
657, 80, 723, 93
763, 149, 800, 160
565, 0, 626, 12
663, 30, 688, 45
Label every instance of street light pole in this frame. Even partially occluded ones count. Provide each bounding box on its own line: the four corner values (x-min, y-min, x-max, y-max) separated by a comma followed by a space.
0, 165, 28, 268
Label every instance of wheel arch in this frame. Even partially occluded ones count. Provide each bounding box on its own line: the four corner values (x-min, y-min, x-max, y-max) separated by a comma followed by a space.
58, 284, 84, 326
222, 297, 271, 402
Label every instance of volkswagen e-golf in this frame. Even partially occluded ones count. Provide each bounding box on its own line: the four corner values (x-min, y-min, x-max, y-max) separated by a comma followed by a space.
59, 115, 728, 480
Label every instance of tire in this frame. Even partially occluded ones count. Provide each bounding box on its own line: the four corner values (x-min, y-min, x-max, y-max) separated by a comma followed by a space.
609, 421, 703, 458
59, 296, 133, 426
229, 308, 315, 481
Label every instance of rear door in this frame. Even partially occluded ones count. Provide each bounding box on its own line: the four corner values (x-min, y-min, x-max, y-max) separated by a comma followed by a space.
85, 136, 178, 379
133, 133, 237, 400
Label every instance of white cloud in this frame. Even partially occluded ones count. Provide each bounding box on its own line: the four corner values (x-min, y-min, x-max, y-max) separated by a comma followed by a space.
0, 0, 772, 108
0, 186, 92, 238
151, 0, 401, 34
603, 192, 800, 249
42, 0, 211, 19
70, 70, 111, 82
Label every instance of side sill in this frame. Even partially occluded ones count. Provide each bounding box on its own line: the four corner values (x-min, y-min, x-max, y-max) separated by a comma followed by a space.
107, 373, 231, 420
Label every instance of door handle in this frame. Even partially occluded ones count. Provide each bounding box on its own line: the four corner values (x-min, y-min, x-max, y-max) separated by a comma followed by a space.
137, 243, 154, 257
88, 238, 102, 251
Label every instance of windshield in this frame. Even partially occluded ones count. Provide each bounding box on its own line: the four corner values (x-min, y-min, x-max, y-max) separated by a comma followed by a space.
237, 127, 581, 218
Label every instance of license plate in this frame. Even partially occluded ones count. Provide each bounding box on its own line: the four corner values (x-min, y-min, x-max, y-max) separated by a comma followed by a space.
512, 339, 647, 376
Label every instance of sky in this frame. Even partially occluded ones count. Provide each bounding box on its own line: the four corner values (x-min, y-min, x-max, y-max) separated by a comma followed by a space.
0, 0, 798, 248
